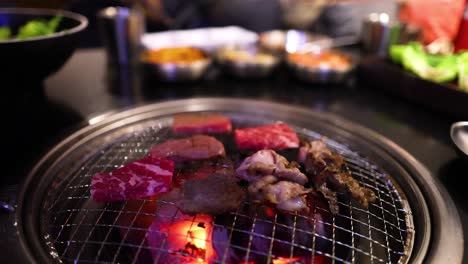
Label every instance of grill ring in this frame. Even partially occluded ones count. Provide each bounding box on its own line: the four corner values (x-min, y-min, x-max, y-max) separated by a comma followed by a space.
17, 98, 462, 263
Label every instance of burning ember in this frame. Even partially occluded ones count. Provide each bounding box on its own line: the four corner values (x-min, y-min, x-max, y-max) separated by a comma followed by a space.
272, 257, 303, 264
168, 218, 211, 260
147, 202, 216, 263
240, 256, 327, 264
118, 199, 331, 263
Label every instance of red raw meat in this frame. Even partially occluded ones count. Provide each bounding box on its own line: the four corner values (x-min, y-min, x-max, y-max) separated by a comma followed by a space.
150, 135, 225, 162
173, 113, 232, 134
91, 156, 174, 202
234, 123, 299, 150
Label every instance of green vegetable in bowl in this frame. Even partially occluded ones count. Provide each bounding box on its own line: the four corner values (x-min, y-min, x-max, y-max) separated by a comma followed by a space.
0, 15, 62, 41
16, 15, 62, 39
389, 44, 406, 64
0, 27, 11, 40
458, 52, 468, 91
390, 42, 458, 83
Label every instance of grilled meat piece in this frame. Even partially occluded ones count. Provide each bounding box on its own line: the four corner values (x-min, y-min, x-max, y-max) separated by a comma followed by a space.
236, 150, 308, 184
330, 171, 376, 208
299, 139, 376, 213
248, 176, 312, 212
172, 113, 232, 134
276, 196, 310, 212
150, 135, 226, 162
234, 123, 300, 150
298, 139, 343, 176
316, 182, 339, 214
170, 173, 246, 215
247, 175, 278, 193
173, 158, 235, 188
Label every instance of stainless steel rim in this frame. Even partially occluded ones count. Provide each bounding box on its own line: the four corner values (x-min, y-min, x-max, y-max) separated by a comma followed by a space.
17, 98, 463, 263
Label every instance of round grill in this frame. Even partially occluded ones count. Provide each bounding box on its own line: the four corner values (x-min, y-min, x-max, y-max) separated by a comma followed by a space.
17, 99, 462, 264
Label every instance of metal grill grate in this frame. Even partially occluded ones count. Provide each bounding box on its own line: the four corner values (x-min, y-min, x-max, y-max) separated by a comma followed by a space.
42, 115, 414, 264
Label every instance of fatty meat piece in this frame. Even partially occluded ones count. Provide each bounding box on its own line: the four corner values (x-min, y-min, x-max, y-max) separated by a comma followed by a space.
248, 176, 311, 212
236, 149, 308, 184
234, 123, 300, 150
91, 156, 174, 202
172, 113, 232, 134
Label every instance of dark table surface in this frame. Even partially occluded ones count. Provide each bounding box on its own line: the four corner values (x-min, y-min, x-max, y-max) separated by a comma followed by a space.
2, 48, 467, 263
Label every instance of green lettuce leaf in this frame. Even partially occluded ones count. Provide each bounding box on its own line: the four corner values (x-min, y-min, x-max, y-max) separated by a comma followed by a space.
391, 42, 458, 83
16, 15, 62, 40
0, 26, 11, 41
458, 52, 468, 91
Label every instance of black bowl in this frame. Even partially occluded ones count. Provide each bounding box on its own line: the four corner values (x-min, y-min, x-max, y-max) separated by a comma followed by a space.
0, 8, 88, 83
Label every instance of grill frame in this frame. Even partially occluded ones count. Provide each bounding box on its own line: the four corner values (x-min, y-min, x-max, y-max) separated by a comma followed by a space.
16, 98, 463, 263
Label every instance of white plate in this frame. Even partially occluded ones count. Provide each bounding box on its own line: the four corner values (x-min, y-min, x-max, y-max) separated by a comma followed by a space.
141, 26, 258, 53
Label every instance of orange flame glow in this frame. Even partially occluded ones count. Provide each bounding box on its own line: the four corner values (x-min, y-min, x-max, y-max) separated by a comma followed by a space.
166, 215, 216, 263
272, 257, 303, 264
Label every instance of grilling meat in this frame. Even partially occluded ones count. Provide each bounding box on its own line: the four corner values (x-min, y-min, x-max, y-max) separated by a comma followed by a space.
169, 173, 246, 215
236, 150, 308, 184
248, 176, 312, 212
150, 135, 226, 162
299, 139, 376, 213
172, 113, 232, 134
234, 123, 300, 150
91, 156, 174, 202
173, 158, 235, 188
238, 150, 311, 212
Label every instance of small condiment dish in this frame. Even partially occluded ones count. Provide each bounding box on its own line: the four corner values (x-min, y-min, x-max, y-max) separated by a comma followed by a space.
216, 46, 280, 79
286, 49, 357, 84
141, 47, 212, 82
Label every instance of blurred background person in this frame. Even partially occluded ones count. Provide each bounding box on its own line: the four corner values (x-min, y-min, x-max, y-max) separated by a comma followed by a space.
3, 0, 464, 50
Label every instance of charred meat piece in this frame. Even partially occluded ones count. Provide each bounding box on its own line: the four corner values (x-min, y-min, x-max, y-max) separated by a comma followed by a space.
236, 150, 308, 184
330, 171, 377, 208
316, 182, 339, 215
173, 158, 235, 188
91, 156, 174, 202
248, 176, 311, 212
234, 123, 300, 150
298, 139, 343, 176
172, 113, 232, 134
150, 135, 226, 162
299, 140, 376, 213
170, 173, 246, 215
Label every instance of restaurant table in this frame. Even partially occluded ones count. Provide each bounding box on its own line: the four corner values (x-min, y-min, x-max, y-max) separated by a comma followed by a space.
1, 48, 467, 263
